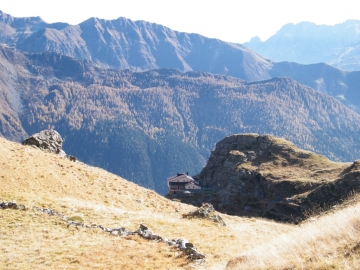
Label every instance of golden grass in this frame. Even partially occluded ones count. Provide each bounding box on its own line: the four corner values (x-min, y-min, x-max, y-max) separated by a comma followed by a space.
234, 139, 351, 204
226, 198, 360, 270
3, 136, 359, 269
0, 137, 292, 269
0, 209, 191, 270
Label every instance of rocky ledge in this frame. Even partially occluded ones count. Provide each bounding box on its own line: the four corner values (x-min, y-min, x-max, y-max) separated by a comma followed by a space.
175, 134, 360, 223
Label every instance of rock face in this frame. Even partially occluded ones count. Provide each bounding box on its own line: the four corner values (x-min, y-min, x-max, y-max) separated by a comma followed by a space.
177, 134, 360, 222
22, 129, 63, 153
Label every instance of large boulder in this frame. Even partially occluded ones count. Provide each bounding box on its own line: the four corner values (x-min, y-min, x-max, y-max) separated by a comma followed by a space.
22, 129, 63, 154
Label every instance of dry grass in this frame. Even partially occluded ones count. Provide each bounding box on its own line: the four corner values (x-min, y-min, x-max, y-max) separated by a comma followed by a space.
226, 196, 360, 270
3, 136, 359, 269
0, 209, 191, 270
0, 137, 292, 269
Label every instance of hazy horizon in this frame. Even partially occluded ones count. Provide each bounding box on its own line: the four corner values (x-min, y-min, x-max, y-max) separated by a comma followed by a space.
1, 0, 360, 43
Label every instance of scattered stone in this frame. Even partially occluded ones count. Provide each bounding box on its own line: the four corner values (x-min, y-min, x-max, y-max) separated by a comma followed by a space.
140, 223, 148, 231
67, 220, 83, 228
135, 224, 204, 260
0, 201, 25, 210
345, 241, 360, 257
167, 240, 177, 246
186, 247, 206, 260
3, 200, 206, 261
183, 203, 226, 226
33, 206, 65, 219
176, 238, 188, 250
66, 155, 76, 162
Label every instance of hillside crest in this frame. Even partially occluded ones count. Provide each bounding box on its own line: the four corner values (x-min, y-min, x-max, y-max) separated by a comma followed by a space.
175, 134, 360, 222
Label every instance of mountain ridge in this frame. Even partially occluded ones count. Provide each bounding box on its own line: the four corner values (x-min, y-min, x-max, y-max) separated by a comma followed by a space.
1, 45, 360, 194
0, 10, 272, 82
244, 20, 360, 71
2, 10, 360, 114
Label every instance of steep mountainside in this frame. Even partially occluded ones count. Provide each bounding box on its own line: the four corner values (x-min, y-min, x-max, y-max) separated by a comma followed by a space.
244, 20, 360, 71
271, 62, 360, 112
0, 10, 271, 82
1, 45, 360, 194
182, 134, 360, 222
2, 11, 360, 113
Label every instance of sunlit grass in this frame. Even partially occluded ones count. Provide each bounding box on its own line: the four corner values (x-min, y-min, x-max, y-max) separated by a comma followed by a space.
227, 197, 360, 270
3, 136, 359, 269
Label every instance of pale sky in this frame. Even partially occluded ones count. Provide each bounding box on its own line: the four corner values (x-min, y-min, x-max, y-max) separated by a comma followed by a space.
1, 0, 360, 43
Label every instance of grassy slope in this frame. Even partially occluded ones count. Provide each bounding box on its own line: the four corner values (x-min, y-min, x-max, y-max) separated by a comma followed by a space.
0, 137, 292, 269
226, 197, 360, 269
2, 136, 360, 269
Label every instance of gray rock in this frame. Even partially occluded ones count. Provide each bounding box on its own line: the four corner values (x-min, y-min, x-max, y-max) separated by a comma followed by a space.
0, 201, 22, 209
22, 130, 77, 161
142, 230, 153, 238
149, 234, 162, 240
22, 129, 63, 154
190, 251, 206, 260
140, 223, 148, 231
177, 239, 188, 250
183, 203, 226, 226
66, 155, 76, 162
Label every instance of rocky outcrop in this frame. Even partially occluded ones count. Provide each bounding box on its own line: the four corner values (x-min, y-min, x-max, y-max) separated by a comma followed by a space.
183, 203, 226, 226
22, 129, 63, 154
22, 129, 76, 161
176, 134, 360, 223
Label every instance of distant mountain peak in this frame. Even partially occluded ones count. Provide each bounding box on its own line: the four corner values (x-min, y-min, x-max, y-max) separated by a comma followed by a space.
244, 20, 360, 71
